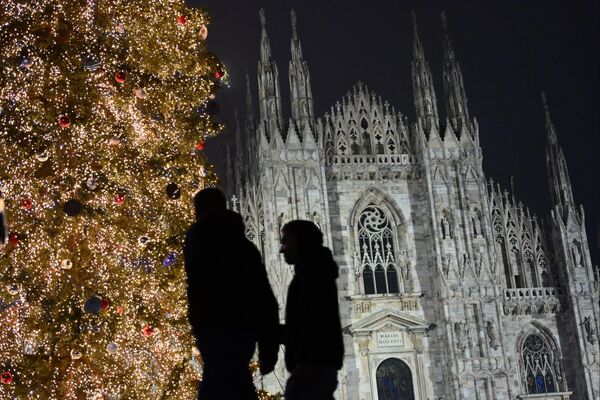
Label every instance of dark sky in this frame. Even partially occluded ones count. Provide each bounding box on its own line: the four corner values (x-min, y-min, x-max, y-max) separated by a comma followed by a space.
192, 0, 599, 264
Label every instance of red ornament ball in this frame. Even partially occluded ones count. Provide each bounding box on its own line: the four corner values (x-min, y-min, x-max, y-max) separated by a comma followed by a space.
59, 115, 71, 128
20, 199, 33, 210
101, 298, 110, 311
142, 324, 155, 337
177, 15, 187, 25
215, 69, 225, 79
115, 71, 127, 83
117, 306, 123, 315
8, 233, 19, 246
195, 140, 206, 151
114, 194, 125, 205
1, 371, 13, 385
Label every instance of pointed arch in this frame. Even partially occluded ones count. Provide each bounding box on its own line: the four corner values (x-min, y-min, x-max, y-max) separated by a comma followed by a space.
245, 221, 259, 248
360, 117, 369, 130
376, 358, 415, 400
516, 323, 565, 395
305, 169, 320, 190
273, 170, 290, 194
349, 188, 408, 295
491, 207, 504, 240
348, 187, 406, 228
386, 137, 397, 154
337, 137, 348, 155
373, 129, 384, 154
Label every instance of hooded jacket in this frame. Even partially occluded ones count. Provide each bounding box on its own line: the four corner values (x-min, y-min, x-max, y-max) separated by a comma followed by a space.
284, 246, 344, 371
184, 209, 279, 366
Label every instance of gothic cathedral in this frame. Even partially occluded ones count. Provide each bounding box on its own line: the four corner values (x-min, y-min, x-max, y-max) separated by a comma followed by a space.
226, 9, 599, 400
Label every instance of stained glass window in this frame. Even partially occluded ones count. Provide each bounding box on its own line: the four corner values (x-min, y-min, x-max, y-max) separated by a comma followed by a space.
376, 358, 415, 400
358, 205, 400, 295
522, 334, 559, 395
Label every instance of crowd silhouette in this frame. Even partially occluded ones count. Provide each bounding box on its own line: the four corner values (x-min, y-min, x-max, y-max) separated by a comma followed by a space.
184, 188, 344, 400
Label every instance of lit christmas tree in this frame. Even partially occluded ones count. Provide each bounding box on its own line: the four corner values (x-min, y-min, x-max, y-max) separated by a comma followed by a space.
0, 0, 224, 397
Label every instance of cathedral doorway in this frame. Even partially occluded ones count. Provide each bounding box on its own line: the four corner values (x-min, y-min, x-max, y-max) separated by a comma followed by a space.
376, 358, 415, 400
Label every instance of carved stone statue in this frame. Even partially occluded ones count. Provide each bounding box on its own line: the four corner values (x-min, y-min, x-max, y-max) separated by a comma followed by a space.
571, 243, 582, 267
277, 212, 286, 239
554, 357, 563, 383
312, 211, 322, 231
454, 321, 469, 355
581, 316, 597, 344
441, 256, 450, 278
485, 320, 499, 350
472, 209, 482, 236
474, 252, 484, 278
441, 215, 451, 239
353, 251, 362, 278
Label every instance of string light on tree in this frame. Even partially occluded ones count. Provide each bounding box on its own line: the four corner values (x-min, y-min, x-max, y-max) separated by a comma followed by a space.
0, 0, 223, 398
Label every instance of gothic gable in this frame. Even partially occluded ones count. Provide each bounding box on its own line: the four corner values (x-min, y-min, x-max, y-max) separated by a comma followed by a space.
323, 82, 410, 159
348, 309, 431, 335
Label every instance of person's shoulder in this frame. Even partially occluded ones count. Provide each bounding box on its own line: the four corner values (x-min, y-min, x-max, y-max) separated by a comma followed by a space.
185, 222, 202, 239
198, 209, 245, 236
237, 236, 260, 258
308, 247, 339, 279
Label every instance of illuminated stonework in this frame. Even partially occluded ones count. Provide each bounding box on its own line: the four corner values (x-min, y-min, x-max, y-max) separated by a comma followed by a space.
228, 9, 599, 400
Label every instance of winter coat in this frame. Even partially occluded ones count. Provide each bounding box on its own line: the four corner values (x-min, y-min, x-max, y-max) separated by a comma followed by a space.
184, 209, 279, 366
283, 246, 344, 372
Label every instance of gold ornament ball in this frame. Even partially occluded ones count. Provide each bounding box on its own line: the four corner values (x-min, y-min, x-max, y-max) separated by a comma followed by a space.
60, 259, 73, 270
134, 88, 147, 99
6, 283, 19, 295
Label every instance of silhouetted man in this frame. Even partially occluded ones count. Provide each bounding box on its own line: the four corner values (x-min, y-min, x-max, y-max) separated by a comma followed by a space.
279, 220, 344, 400
184, 188, 279, 399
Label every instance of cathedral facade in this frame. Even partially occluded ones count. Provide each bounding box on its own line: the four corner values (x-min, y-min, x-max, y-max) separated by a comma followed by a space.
226, 9, 599, 400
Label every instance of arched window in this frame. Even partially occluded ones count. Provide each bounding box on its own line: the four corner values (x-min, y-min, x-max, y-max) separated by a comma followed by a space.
361, 131, 372, 154
337, 138, 348, 155
360, 117, 369, 129
387, 138, 396, 154
521, 334, 560, 395
374, 130, 384, 154
376, 358, 415, 400
362, 265, 375, 294
358, 205, 400, 295
246, 226, 257, 244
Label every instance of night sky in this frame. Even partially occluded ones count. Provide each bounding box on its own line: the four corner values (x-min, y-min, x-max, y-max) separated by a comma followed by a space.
192, 0, 599, 264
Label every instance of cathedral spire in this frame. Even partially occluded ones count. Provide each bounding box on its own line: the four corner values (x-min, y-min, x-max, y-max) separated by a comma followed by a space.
441, 11, 470, 137
289, 9, 314, 132
411, 11, 439, 134
234, 110, 244, 190
245, 70, 255, 125
543, 92, 575, 214
542, 91, 558, 145
257, 8, 283, 138
244, 71, 259, 173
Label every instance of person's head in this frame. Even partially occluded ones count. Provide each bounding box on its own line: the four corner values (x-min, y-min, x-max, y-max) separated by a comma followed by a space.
193, 187, 226, 219
280, 220, 323, 265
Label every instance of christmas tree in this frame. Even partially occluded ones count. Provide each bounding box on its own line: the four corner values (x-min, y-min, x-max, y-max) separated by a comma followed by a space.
0, 0, 224, 397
